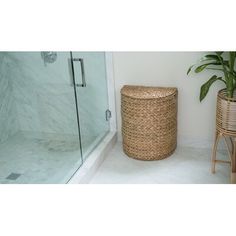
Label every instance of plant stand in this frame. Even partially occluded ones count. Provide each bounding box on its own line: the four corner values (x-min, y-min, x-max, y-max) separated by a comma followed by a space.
211, 89, 236, 184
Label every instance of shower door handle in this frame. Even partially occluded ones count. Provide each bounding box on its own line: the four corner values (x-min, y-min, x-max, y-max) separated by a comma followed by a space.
72, 58, 86, 87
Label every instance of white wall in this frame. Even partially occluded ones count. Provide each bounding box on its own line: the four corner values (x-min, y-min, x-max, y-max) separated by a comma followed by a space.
112, 52, 225, 148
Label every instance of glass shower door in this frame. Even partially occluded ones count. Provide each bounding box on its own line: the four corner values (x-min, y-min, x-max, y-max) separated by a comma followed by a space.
0, 52, 83, 183
71, 52, 110, 158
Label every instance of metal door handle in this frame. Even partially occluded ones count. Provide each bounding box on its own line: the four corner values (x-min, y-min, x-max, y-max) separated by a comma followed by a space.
78, 58, 86, 87
71, 57, 86, 87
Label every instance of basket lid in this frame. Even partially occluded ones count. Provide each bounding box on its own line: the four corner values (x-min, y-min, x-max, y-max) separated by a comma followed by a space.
121, 85, 177, 99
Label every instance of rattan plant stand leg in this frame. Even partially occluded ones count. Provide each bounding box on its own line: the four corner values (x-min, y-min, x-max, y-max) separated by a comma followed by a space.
211, 131, 222, 174
231, 138, 236, 183
211, 132, 236, 184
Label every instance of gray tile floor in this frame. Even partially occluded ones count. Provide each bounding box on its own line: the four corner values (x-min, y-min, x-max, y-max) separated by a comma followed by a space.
90, 142, 231, 184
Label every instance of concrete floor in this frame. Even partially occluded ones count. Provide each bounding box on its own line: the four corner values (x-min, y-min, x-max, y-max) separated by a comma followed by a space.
90, 142, 231, 184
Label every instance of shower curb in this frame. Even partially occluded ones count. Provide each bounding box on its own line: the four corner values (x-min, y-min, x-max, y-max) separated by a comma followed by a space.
68, 131, 117, 184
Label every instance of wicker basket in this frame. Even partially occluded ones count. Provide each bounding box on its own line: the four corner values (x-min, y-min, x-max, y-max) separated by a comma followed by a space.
121, 85, 178, 161
216, 89, 236, 134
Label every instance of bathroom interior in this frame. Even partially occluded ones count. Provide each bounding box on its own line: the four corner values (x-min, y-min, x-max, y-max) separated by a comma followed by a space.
0, 51, 235, 184
1, 3, 235, 236
2, 2, 236, 236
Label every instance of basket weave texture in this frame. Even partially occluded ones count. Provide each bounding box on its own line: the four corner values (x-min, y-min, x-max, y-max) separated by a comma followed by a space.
216, 89, 236, 134
121, 85, 178, 161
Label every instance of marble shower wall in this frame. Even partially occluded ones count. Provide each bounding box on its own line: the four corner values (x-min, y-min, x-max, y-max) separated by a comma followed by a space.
3, 52, 109, 140
0, 52, 109, 145
6, 52, 80, 138
0, 53, 20, 143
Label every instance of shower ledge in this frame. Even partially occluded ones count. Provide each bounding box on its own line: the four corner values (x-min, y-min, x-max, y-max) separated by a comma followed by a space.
67, 131, 117, 184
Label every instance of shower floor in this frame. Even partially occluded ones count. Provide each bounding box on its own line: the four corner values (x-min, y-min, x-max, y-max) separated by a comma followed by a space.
0, 131, 97, 184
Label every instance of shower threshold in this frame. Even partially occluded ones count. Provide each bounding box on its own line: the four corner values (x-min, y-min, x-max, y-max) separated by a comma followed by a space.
67, 131, 117, 184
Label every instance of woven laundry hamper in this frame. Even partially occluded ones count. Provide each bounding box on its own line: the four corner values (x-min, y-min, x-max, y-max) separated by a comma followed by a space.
121, 85, 178, 161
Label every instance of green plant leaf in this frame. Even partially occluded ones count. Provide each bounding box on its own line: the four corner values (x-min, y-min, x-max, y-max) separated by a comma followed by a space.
223, 60, 230, 67
204, 55, 229, 67
195, 64, 208, 73
229, 52, 236, 71
187, 65, 194, 75
200, 75, 222, 102
205, 54, 220, 61
195, 62, 221, 73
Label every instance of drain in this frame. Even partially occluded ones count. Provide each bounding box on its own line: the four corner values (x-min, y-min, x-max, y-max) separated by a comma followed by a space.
6, 173, 21, 180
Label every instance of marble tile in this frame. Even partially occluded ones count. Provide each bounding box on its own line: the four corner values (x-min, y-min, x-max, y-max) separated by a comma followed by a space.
0, 53, 19, 143
0, 131, 101, 184
4, 52, 110, 144
6, 52, 80, 135
89, 142, 230, 184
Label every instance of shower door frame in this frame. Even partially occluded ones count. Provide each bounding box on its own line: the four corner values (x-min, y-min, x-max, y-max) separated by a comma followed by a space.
104, 52, 117, 132
67, 52, 117, 184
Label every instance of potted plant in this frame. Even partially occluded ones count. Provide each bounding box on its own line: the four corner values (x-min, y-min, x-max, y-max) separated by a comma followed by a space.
187, 52, 236, 183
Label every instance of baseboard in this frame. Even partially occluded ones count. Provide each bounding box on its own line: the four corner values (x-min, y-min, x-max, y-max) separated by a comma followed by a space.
117, 132, 226, 150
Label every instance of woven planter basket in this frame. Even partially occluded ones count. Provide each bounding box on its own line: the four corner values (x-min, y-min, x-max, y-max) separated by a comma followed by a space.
216, 89, 236, 134
121, 85, 178, 161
